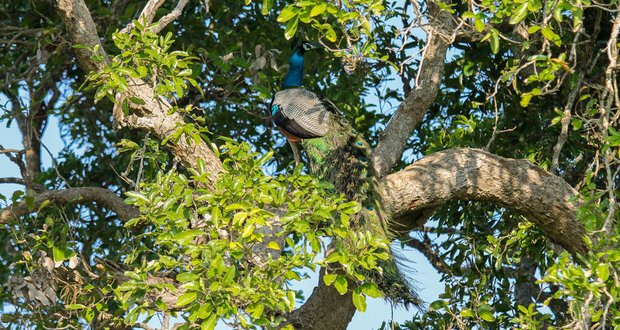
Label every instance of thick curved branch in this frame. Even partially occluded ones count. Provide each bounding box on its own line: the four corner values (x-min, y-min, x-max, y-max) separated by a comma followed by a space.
0, 187, 139, 223
56, 0, 224, 185
379, 148, 588, 256
371, 3, 455, 177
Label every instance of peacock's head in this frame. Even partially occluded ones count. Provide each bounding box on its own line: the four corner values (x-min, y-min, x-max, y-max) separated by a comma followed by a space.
291, 38, 321, 54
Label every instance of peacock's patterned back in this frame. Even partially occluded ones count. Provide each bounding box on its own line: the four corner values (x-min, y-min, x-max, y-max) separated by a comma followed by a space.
273, 88, 333, 139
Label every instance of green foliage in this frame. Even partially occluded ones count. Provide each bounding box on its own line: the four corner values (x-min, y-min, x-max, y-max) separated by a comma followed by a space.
269, 0, 390, 71
114, 139, 387, 328
84, 19, 200, 103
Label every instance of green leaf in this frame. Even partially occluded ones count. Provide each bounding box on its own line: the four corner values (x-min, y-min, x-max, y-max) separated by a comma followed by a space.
241, 223, 254, 238
489, 30, 499, 54
359, 282, 382, 298
334, 275, 348, 294
85, 308, 95, 323
129, 96, 145, 105
250, 303, 264, 318
541, 27, 561, 45
597, 263, 610, 281
474, 19, 485, 33
65, 304, 87, 310
201, 314, 217, 330
176, 272, 199, 282
173, 229, 203, 243
176, 292, 197, 307
38, 199, 50, 212
325, 251, 341, 264
223, 266, 235, 284
310, 3, 326, 17
267, 241, 280, 250
277, 6, 299, 23
53, 246, 66, 262
478, 304, 495, 322
324, 273, 337, 285
325, 25, 337, 42
284, 17, 299, 40
352, 289, 367, 312
520, 93, 532, 107
262, 0, 273, 15
429, 300, 445, 311
509, 2, 529, 25
460, 308, 475, 318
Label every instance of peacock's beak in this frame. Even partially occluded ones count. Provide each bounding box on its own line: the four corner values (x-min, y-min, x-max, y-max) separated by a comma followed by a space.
307, 42, 322, 50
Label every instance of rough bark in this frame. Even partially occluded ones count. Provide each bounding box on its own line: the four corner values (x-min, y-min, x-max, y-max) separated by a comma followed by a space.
379, 148, 588, 256
56, 0, 110, 72
0, 187, 139, 224
285, 269, 356, 330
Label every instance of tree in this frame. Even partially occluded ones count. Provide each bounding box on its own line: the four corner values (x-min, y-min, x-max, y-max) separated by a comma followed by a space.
0, 0, 617, 329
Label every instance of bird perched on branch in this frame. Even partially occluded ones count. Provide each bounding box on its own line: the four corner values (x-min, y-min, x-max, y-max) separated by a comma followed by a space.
270, 40, 420, 307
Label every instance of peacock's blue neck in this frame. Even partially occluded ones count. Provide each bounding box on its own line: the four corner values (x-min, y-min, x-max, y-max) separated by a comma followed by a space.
283, 49, 305, 88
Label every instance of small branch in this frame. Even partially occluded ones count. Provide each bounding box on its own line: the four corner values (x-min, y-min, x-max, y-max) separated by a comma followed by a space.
135, 323, 155, 330
403, 237, 451, 274
152, 0, 189, 34
120, 0, 189, 35
0, 177, 26, 185
136, 0, 166, 25
550, 74, 582, 173
0, 187, 139, 223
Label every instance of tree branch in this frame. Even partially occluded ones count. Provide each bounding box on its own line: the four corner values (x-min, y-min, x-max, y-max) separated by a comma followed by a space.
152, 0, 189, 34
403, 237, 451, 274
379, 148, 588, 256
0, 177, 26, 185
56, 0, 224, 186
285, 268, 356, 330
371, 3, 455, 177
0, 187, 139, 223
56, 0, 109, 72
119, 0, 189, 35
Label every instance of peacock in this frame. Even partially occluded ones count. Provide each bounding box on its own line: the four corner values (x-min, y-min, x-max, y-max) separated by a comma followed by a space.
271, 40, 421, 307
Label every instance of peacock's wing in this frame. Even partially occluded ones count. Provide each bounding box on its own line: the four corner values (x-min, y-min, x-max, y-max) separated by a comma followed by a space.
272, 88, 333, 139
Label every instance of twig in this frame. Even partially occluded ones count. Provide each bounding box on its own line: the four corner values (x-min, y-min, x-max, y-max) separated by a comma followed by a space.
550, 74, 582, 173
